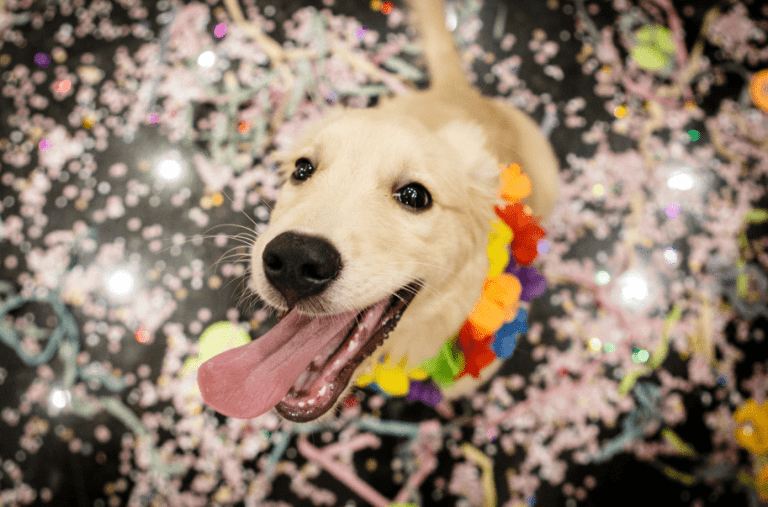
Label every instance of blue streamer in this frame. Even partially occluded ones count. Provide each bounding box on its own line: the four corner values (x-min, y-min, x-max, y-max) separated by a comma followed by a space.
0, 291, 80, 367
590, 382, 663, 463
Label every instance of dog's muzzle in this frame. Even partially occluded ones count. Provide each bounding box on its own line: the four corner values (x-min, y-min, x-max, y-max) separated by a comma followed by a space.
261, 231, 342, 308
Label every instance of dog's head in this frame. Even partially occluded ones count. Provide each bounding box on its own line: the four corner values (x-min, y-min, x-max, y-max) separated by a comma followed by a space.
258, 108, 501, 314
198, 108, 503, 422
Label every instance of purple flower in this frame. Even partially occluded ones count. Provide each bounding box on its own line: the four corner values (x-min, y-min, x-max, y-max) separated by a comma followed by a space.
406, 380, 443, 406
504, 259, 547, 302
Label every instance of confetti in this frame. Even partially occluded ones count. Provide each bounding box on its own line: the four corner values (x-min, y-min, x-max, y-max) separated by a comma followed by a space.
0, 1, 766, 506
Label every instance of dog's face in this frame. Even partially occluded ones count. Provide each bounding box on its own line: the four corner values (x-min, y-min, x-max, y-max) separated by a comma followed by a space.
198, 107, 504, 423
254, 109, 498, 317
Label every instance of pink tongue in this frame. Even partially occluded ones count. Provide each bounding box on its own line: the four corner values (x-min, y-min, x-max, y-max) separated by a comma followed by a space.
197, 306, 361, 419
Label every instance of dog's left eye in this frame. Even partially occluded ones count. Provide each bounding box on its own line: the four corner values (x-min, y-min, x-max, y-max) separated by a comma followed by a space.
292, 158, 315, 181
394, 182, 432, 210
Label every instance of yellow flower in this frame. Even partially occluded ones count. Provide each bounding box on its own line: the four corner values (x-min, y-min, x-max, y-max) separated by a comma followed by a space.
487, 243, 509, 278
487, 219, 513, 277
356, 356, 425, 396
356, 371, 376, 387
489, 219, 513, 245
373, 355, 410, 396
733, 399, 768, 455
407, 367, 429, 381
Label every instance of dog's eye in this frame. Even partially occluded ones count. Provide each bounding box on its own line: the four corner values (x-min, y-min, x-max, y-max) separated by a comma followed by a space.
292, 158, 315, 181
394, 182, 432, 210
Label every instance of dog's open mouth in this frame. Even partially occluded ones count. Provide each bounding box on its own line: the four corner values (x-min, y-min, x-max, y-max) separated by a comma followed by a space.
197, 282, 421, 422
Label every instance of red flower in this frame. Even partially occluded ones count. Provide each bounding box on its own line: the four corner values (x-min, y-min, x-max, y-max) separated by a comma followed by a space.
494, 203, 546, 266
456, 327, 497, 378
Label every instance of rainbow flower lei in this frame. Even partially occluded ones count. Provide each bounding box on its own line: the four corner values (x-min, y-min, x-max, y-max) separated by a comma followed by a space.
356, 163, 548, 405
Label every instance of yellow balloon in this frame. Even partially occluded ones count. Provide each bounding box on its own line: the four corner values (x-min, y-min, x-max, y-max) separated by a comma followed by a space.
180, 356, 201, 377
198, 321, 252, 363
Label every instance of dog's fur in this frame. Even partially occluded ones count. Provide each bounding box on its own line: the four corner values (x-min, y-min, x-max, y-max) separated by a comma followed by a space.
250, 0, 559, 420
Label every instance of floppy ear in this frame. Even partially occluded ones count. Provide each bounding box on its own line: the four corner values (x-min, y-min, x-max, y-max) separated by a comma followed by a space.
435, 121, 500, 189
434, 121, 502, 241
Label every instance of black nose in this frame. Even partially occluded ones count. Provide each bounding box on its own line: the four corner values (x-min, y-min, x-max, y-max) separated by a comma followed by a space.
262, 232, 342, 308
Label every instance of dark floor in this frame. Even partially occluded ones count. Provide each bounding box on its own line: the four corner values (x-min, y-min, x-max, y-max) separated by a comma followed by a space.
1, 0, 768, 506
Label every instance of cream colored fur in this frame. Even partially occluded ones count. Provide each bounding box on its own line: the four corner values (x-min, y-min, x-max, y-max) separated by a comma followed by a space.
250, 0, 559, 421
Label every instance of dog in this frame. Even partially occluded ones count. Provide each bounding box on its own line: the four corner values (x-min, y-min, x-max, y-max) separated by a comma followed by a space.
198, 0, 559, 423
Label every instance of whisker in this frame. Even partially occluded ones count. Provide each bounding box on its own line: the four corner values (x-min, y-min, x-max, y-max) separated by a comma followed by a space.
218, 188, 274, 225
153, 230, 256, 257
194, 245, 252, 282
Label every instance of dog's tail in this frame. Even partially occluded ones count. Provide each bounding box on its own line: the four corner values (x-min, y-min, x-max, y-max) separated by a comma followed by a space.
403, 0, 472, 93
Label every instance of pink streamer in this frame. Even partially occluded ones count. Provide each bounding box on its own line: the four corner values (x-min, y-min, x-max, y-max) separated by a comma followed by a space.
297, 438, 391, 507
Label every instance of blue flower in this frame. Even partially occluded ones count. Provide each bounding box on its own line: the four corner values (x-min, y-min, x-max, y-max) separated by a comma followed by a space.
492, 308, 527, 358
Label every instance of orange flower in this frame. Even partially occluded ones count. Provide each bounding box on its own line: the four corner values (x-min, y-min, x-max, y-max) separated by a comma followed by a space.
733, 399, 768, 455
462, 274, 522, 341
498, 163, 532, 202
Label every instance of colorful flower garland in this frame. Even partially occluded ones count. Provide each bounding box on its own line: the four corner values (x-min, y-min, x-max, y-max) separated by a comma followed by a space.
356, 163, 548, 405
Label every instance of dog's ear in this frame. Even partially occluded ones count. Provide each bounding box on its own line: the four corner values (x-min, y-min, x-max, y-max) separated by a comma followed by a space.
435, 121, 499, 189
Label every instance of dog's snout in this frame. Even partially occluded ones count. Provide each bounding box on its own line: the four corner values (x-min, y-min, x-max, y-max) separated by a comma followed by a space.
262, 231, 342, 308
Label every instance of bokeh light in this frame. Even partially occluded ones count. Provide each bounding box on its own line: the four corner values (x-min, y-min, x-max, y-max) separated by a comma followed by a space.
665, 202, 682, 218
593, 183, 605, 196
596, 270, 611, 285
54, 79, 71, 93
667, 171, 694, 191
106, 270, 134, 296
663, 247, 680, 266
197, 50, 215, 68
34, 52, 50, 68
157, 153, 183, 181
135, 328, 151, 344
50, 389, 71, 409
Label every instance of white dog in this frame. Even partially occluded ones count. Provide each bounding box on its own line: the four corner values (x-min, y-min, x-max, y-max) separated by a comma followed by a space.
198, 0, 559, 423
